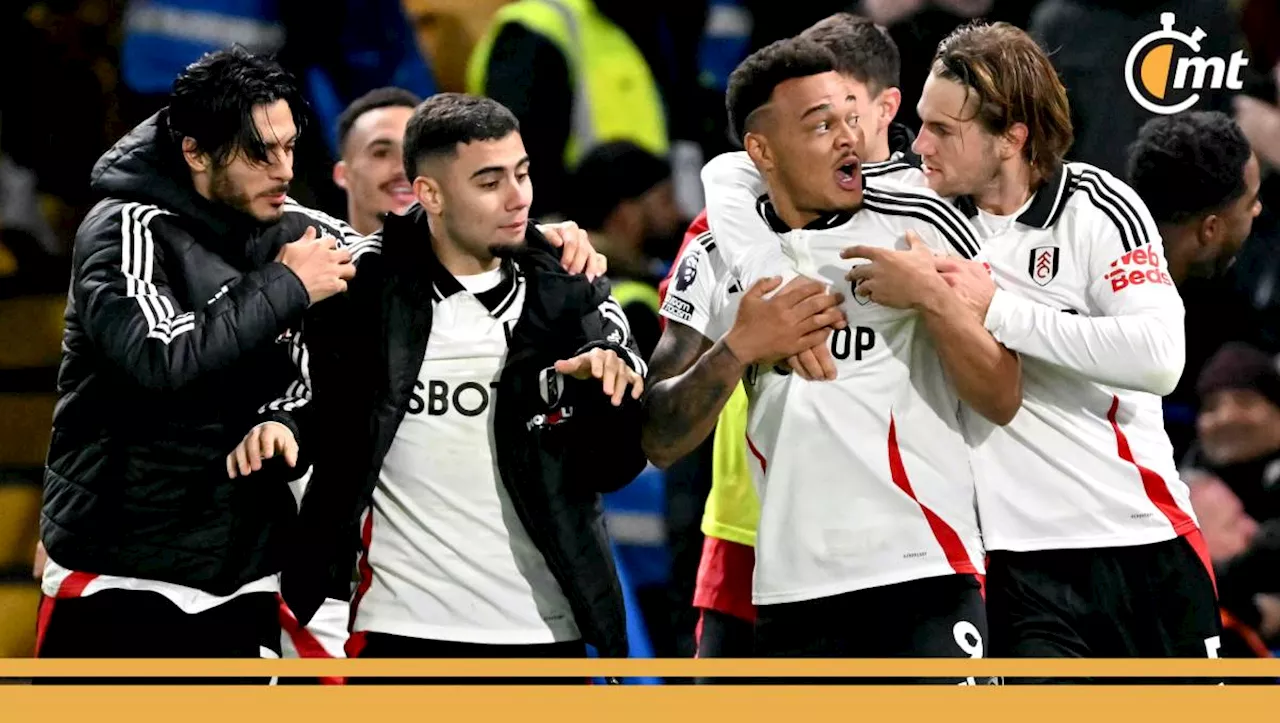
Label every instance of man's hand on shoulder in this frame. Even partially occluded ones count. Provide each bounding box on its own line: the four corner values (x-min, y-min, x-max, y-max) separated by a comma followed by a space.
227, 421, 298, 478
554, 347, 644, 407
538, 220, 608, 281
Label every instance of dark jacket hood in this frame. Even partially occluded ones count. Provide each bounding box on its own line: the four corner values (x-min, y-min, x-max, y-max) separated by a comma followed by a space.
888, 122, 921, 166
89, 111, 263, 242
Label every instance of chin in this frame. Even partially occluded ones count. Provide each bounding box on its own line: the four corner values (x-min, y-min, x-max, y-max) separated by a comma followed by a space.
254, 204, 286, 224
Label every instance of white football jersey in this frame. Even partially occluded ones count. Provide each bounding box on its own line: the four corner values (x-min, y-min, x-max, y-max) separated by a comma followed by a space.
959, 162, 1197, 551
351, 262, 580, 645
706, 165, 987, 605
659, 231, 742, 341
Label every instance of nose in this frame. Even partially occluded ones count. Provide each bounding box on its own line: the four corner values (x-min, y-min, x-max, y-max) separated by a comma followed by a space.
270, 147, 294, 183
506, 174, 532, 211
912, 128, 931, 156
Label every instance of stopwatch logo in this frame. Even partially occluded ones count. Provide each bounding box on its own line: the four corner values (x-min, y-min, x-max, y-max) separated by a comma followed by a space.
1124, 12, 1248, 115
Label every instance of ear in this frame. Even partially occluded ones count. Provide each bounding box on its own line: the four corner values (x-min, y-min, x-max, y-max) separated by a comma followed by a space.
744, 132, 773, 173
1197, 213, 1223, 253
1002, 122, 1029, 162
333, 160, 348, 191
414, 176, 443, 215
878, 87, 902, 127
181, 137, 209, 174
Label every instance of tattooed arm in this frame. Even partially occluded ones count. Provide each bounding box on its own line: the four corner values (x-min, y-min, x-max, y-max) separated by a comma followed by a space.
642, 276, 845, 468
641, 322, 744, 469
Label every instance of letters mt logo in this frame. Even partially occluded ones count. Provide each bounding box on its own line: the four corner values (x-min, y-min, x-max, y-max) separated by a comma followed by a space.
1029, 246, 1059, 287
1125, 12, 1247, 115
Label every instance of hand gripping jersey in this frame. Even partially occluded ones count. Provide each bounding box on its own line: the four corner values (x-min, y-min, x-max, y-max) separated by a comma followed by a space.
958, 162, 1197, 551
702, 156, 986, 605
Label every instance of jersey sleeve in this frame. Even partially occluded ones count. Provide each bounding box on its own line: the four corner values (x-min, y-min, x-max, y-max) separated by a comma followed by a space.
701, 151, 799, 288
658, 233, 720, 339
983, 181, 1186, 396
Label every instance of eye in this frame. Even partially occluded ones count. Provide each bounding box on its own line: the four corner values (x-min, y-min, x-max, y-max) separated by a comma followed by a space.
480, 180, 500, 190
516, 171, 530, 182
815, 120, 830, 132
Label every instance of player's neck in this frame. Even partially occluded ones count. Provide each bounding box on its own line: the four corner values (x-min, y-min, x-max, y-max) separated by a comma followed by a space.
1158, 223, 1197, 285
347, 202, 382, 237
864, 134, 891, 164
764, 183, 818, 230
427, 214, 500, 277
973, 159, 1036, 216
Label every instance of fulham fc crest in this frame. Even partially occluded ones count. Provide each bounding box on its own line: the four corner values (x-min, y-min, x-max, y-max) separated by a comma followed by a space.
1029, 246, 1060, 286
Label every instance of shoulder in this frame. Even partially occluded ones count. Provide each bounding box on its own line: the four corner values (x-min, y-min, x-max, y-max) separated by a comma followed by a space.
281, 199, 364, 246
1060, 162, 1159, 253
861, 179, 981, 259
669, 229, 727, 292
75, 199, 177, 261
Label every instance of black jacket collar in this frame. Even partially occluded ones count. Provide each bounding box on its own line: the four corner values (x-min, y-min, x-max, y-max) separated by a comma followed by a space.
954, 164, 1071, 229
380, 205, 570, 316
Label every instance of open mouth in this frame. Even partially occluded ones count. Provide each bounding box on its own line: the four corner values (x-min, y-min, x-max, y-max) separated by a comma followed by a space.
384, 183, 415, 207
835, 160, 860, 191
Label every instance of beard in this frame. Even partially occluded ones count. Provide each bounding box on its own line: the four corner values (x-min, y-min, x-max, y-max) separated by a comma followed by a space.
209, 165, 288, 223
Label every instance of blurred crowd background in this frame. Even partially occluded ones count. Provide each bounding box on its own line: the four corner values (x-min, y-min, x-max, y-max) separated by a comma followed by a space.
2, 0, 1280, 662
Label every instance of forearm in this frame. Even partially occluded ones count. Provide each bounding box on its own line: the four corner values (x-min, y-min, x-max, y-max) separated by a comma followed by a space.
641, 339, 747, 468
921, 288, 1021, 425
984, 289, 1185, 395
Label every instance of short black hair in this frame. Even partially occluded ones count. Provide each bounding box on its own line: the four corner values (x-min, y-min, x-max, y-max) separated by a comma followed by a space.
1126, 111, 1252, 225
168, 46, 308, 167
335, 87, 422, 154
726, 38, 836, 143
568, 141, 671, 229
800, 13, 899, 94
402, 93, 520, 179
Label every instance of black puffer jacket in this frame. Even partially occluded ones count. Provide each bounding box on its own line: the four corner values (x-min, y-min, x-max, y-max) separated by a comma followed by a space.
42, 111, 351, 595
279, 207, 648, 658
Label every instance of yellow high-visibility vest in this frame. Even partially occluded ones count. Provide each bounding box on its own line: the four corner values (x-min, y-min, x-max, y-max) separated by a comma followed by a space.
702, 383, 759, 547
466, 0, 669, 168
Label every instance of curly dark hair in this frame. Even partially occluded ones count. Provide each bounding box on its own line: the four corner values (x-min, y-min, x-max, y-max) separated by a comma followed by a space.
168, 46, 308, 168
726, 37, 836, 143
1126, 111, 1252, 225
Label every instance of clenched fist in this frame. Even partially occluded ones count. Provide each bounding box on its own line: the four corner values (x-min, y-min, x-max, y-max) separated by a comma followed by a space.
277, 226, 356, 305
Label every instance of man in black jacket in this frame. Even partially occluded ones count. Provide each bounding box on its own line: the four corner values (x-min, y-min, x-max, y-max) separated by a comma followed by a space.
37, 48, 359, 663
231, 93, 647, 672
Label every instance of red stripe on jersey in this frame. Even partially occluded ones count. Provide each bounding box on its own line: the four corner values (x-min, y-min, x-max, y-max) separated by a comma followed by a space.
1107, 395, 1201, 538
56, 571, 99, 598
34, 595, 55, 657
657, 210, 709, 331
277, 594, 345, 685
344, 510, 375, 659
745, 433, 767, 474
1181, 528, 1218, 593
887, 415, 979, 576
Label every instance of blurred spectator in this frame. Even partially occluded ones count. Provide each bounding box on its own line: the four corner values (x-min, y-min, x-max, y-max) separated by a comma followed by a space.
0, 148, 64, 291
332, 87, 421, 235
466, 0, 671, 219
568, 141, 682, 360
1188, 342, 1280, 653
401, 0, 511, 93
1030, 0, 1241, 176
